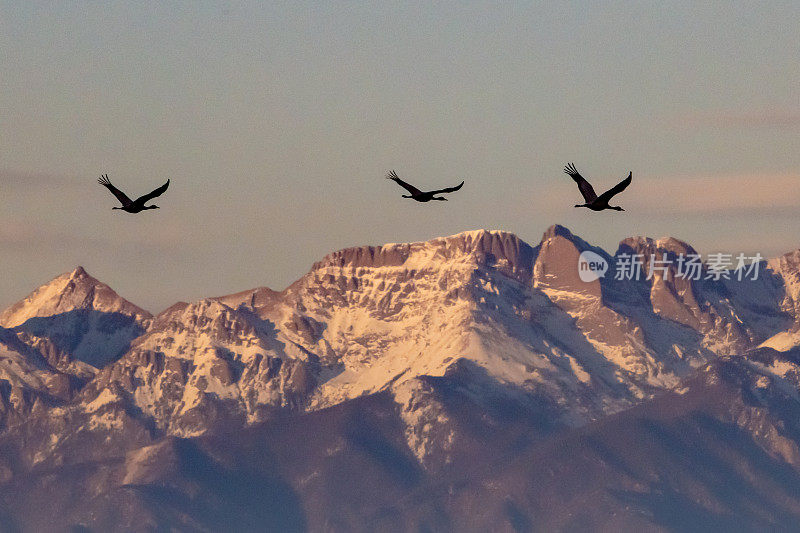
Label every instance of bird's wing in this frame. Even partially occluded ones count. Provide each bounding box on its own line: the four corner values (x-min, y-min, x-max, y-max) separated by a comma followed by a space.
135, 179, 170, 204
597, 172, 632, 203
97, 174, 132, 206
564, 163, 597, 202
386, 171, 422, 195
430, 180, 464, 195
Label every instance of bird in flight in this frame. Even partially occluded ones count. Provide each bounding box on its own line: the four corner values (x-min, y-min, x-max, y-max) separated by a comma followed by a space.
97, 174, 170, 213
564, 163, 631, 211
386, 170, 464, 202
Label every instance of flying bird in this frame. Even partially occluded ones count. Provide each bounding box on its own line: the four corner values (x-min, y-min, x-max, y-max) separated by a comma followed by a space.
386, 170, 464, 202
97, 174, 170, 213
564, 163, 631, 211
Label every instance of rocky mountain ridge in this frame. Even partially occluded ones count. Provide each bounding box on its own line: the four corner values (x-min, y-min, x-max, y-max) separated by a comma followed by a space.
3, 224, 800, 530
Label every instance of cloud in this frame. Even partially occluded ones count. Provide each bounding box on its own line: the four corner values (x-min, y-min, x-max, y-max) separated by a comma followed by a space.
673, 109, 800, 129
0, 220, 188, 254
623, 173, 800, 214
0, 222, 37, 247
695, 232, 799, 257
0, 168, 82, 188
538, 172, 800, 217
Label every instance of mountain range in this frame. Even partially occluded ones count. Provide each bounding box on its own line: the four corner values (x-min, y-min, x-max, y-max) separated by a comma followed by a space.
2, 224, 800, 531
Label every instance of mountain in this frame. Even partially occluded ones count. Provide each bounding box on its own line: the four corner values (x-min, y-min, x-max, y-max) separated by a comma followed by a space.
2, 225, 800, 530
0, 266, 150, 329
0, 267, 151, 434
0, 266, 150, 371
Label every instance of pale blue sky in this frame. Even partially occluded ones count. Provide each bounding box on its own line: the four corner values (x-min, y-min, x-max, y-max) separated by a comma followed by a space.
1, 1, 799, 312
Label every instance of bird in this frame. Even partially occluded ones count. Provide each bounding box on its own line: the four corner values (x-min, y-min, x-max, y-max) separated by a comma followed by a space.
97, 174, 170, 213
564, 163, 631, 211
386, 170, 464, 202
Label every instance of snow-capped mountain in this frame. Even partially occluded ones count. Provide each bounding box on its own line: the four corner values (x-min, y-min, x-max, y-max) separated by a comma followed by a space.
0, 266, 150, 374
0, 267, 150, 432
3, 225, 800, 530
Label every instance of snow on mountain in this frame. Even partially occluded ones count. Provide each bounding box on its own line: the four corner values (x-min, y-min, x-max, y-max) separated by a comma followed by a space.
75, 299, 304, 436
0, 267, 152, 432
0, 267, 151, 380
754, 250, 800, 353
78, 230, 538, 437
0, 266, 150, 328
56, 227, 777, 458
4, 226, 800, 529
0, 330, 62, 430
769, 250, 800, 318
4, 227, 800, 462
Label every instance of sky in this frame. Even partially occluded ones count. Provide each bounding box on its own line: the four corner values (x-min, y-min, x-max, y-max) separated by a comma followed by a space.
1, 1, 799, 313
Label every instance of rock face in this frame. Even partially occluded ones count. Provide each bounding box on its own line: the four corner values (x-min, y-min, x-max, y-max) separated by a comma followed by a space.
534, 224, 605, 296
81, 298, 318, 437
0, 267, 151, 433
3, 226, 800, 530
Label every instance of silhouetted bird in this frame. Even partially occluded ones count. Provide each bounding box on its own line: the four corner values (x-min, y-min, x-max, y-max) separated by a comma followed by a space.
564, 163, 631, 211
97, 174, 170, 213
386, 170, 464, 202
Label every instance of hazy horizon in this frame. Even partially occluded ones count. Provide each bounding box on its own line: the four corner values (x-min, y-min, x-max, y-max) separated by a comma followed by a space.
2, 2, 799, 312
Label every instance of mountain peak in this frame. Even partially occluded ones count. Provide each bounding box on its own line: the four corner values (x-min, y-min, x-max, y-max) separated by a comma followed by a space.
443, 228, 515, 241
210, 286, 279, 314
0, 267, 151, 328
533, 224, 607, 296
617, 235, 698, 257
541, 223, 575, 241
538, 224, 602, 253
309, 229, 537, 282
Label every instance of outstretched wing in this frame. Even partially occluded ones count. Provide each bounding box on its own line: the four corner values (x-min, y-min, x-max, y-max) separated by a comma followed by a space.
597, 172, 632, 203
430, 180, 464, 195
135, 179, 170, 204
564, 163, 597, 202
386, 170, 422, 195
97, 174, 132, 207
